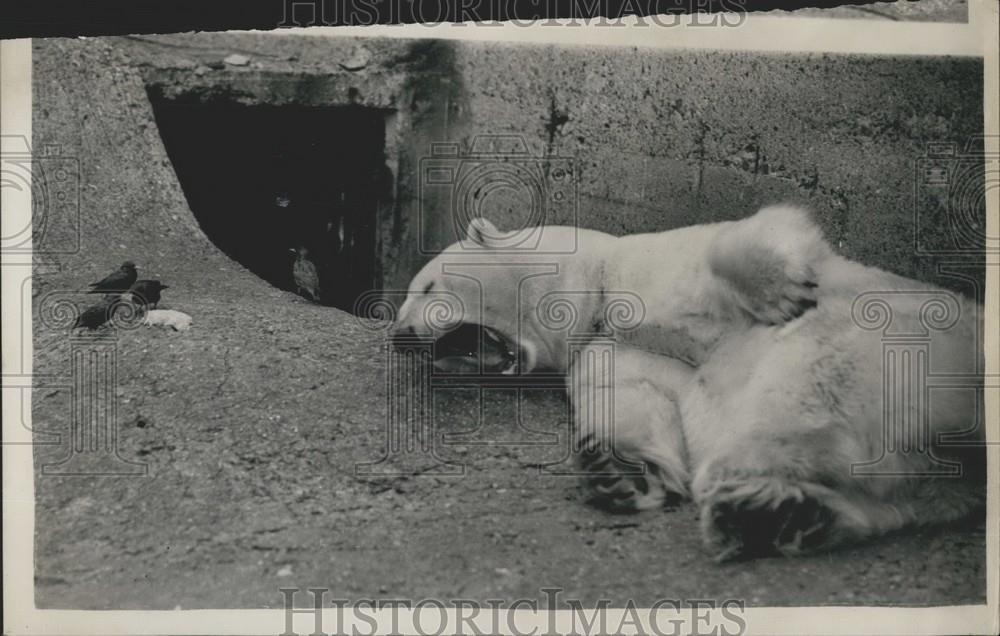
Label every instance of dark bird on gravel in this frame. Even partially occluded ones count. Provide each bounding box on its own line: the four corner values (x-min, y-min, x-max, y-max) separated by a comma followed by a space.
128, 279, 169, 309
290, 246, 321, 302
72, 294, 119, 330
87, 261, 137, 294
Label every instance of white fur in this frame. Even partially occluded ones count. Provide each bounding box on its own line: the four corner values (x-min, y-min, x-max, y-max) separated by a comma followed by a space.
392, 207, 984, 559
143, 309, 193, 331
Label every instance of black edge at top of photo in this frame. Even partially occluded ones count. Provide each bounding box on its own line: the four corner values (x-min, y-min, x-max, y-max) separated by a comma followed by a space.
2, 1, 896, 40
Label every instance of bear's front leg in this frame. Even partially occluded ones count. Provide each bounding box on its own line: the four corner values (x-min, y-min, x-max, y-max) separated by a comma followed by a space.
708, 205, 831, 325
569, 344, 694, 512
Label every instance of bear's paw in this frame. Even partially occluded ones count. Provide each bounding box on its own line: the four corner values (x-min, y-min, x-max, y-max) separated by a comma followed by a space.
577, 434, 684, 513
698, 476, 837, 561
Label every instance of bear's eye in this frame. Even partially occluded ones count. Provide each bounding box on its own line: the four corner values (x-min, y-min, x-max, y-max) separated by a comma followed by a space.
423, 281, 435, 294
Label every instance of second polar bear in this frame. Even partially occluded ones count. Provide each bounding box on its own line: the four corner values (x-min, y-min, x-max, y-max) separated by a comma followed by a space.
391, 205, 984, 559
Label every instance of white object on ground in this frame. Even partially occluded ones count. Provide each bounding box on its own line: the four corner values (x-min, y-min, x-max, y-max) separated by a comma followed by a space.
340, 46, 371, 71
143, 309, 193, 331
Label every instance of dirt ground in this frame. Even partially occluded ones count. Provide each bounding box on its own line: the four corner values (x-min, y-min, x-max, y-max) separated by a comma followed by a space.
31, 260, 988, 610
28, 35, 987, 612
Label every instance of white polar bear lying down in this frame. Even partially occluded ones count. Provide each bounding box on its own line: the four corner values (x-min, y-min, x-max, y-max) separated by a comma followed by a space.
391, 205, 985, 560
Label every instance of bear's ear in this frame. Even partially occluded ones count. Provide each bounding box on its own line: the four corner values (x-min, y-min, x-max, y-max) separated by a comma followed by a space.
466, 217, 500, 246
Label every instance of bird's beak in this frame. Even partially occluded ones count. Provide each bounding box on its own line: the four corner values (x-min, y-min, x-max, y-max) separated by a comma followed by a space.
288, 248, 297, 254
160, 285, 170, 290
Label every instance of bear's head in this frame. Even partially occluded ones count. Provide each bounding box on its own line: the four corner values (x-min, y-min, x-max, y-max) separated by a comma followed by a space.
390, 218, 602, 374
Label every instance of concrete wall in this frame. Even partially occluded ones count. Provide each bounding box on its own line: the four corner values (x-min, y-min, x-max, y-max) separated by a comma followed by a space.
445, 41, 984, 295
35, 33, 985, 301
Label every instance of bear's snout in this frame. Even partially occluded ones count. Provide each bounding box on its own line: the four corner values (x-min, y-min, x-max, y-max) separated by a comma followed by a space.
389, 323, 419, 341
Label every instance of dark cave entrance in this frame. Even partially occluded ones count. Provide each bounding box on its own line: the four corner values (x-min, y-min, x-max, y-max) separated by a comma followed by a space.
147, 93, 391, 312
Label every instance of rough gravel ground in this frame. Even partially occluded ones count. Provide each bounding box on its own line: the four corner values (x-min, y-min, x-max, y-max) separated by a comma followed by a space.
31, 264, 987, 610
29, 34, 986, 612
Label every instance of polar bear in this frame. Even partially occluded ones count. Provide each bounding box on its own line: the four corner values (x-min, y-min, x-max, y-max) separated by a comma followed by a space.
390, 205, 985, 560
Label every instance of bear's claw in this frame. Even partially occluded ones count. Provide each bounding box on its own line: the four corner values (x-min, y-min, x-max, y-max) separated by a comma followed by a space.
578, 444, 680, 513
701, 479, 835, 561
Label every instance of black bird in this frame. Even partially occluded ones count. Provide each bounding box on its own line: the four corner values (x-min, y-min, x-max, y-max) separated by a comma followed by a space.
128, 279, 168, 309
72, 295, 119, 330
87, 261, 137, 294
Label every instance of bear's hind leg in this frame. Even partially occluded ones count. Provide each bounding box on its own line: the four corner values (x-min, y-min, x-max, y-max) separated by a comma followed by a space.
690, 427, 985, 560
691, 426, 876, 560
697, 474, 855, 560
570, 345, 694, 513
698, 473, 984, 561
